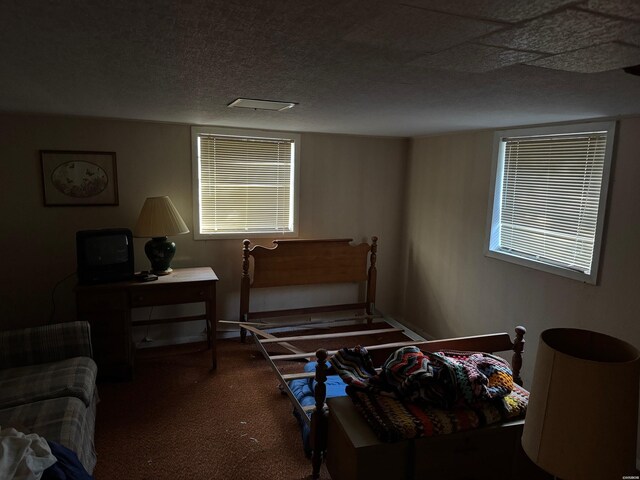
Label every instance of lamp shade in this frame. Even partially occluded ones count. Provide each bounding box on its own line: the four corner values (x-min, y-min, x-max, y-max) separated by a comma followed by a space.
522, 328, 640, 480
133, 196, 189, 238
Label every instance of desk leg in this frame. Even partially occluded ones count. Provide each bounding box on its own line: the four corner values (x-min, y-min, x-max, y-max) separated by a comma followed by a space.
205, 310, 212, 350
207, 287, 217, 370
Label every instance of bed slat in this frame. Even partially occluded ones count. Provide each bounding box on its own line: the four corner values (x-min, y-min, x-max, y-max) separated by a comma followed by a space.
268, 340, 420, 361
222, 315, 383, 330
259, 327, 403, 344
282, 372, 317, 380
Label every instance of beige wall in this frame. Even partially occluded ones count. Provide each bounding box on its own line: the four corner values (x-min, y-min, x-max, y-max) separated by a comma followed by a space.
400, 117, 640, 384
0, 113, 407, 337
3, 110, 637, 365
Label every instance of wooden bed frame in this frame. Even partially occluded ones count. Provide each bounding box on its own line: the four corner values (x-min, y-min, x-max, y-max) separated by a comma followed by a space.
235, 237, 529, 479
239, 237, 379, 343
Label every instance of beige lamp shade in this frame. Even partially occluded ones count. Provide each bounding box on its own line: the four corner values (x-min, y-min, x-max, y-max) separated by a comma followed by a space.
134, 196, 189, 238
522, 328, 640, 480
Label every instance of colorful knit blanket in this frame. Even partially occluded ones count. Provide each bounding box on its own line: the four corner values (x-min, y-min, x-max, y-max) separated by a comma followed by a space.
346, 382, 529, 442
330, 346, 528, 442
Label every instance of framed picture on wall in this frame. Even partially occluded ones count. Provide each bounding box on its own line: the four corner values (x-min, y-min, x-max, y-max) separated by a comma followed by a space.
40, 150, 119, 206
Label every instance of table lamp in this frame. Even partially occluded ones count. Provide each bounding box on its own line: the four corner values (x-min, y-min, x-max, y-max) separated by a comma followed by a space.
133, 196, 189, 275
522, 328, 640, 480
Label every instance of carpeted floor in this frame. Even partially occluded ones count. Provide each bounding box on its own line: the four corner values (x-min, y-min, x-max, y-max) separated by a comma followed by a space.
93, 339, 332, 480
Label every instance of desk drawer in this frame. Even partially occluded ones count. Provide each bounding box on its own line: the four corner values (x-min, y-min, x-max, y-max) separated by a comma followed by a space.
77, 290, 128, 312
129, 284, 212, 307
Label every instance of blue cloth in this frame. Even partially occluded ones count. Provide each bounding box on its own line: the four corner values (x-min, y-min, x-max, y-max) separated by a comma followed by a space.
289, 361, 347, 456
42, 441, 93, 480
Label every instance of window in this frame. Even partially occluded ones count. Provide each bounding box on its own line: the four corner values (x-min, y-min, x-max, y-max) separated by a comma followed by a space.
486, 121, 616, 284
191, 126, 300, 238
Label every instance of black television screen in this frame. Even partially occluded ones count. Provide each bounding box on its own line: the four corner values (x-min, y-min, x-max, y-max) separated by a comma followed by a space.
76, 228, 134, 284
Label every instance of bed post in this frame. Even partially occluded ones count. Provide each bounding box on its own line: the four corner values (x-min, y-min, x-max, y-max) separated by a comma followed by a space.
366, 236, 378, 320
240, 240, 251, 343
311, 349, 328, 479
511, 326, 526, 386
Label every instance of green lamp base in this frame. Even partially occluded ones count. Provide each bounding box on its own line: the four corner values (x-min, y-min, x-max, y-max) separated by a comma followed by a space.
144, 236, 176, 275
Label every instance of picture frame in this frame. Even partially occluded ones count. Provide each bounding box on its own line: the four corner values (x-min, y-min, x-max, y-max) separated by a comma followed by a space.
40, 150, 119, 206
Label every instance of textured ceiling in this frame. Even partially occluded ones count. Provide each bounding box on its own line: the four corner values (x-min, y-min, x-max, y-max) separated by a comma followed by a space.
1, 0, 639, 137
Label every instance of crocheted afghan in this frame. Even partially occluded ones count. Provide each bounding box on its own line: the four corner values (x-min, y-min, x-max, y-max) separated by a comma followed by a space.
330, 346, 528, 442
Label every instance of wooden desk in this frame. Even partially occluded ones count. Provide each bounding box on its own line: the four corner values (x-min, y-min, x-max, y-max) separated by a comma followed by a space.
76, 267, 218, 380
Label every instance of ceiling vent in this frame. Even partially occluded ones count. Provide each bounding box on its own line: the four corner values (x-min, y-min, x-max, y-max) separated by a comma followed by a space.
228, 98, 297, 111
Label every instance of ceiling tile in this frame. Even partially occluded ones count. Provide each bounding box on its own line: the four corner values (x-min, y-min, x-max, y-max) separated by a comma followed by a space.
400, 0, 579, 23
343, 5, 502, 54
527, 42, 640, 73
411, 44, 542, 72
1, 0, 640, 137
481, 9, 630, 54
580, 0, 640, 21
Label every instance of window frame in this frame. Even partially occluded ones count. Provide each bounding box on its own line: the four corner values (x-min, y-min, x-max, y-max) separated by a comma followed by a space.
191, 126, 301, 240
484, 121, 616, 284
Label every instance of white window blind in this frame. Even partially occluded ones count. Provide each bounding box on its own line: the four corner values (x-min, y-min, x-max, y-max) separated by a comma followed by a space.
487, 122, 615, 283
193, 128, 299, 236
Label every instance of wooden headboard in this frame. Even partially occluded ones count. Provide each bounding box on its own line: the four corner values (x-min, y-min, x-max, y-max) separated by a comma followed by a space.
239, 237, 378, 342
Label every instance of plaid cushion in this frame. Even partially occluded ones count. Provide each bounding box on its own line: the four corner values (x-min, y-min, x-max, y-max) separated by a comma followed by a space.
0, 357, 97, 409
0, 321, 92, 369
0, 394, 97, 474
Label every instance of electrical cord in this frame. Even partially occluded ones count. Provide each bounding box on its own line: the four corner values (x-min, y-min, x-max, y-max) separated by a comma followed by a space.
50, 271, 78, 324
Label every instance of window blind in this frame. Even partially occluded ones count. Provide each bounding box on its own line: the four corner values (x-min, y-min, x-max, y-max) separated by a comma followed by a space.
498, 131, 607, 274
198, 134, 294, 234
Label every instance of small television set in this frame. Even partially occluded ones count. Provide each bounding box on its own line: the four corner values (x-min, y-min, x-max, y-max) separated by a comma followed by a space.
76, 228, 135, 284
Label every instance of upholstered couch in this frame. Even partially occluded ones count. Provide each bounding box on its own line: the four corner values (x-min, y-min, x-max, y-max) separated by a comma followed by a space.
0, 321, 98, 473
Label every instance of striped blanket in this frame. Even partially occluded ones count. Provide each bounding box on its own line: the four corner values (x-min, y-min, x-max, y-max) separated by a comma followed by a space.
330, 346, 528, 442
